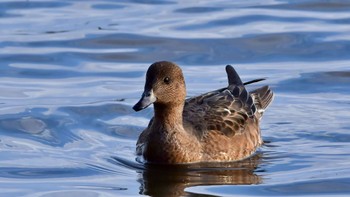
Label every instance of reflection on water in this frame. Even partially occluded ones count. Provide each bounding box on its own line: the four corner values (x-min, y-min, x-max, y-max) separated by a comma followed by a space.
277, 70, 350, 94
3, 32, 350, 66
113, 153, 262, 196
1, 0, 350, 196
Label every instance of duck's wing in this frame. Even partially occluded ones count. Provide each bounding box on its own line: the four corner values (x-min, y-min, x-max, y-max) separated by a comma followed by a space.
183, 65, 272, 138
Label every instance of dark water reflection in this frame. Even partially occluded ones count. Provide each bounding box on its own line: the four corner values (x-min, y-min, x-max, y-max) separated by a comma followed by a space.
257, 1, 350, 12
1, 0, 350, 196
2, 32, 350, 67
113, 154, 262, 197
277, 70, 350, 94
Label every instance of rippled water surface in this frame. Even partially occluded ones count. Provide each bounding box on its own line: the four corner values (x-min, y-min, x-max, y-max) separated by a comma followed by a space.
1, 0, 350, 196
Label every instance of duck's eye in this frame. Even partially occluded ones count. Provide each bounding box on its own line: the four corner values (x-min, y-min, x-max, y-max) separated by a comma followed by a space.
163, 77, 171, 84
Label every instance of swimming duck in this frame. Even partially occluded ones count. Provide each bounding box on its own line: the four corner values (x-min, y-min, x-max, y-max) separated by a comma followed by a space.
133, 61, 273, 164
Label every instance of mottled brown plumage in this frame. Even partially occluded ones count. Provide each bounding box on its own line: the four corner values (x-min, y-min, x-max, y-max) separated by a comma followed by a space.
133, 61, 274, 164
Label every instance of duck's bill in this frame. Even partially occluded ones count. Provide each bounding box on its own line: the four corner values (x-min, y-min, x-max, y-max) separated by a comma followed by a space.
133, 89, 156, 111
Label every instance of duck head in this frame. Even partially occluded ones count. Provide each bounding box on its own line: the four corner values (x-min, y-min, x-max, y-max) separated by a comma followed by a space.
133, 61, 186, 111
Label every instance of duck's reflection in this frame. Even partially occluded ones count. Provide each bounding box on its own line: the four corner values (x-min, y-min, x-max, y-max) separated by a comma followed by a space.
138, 153, 263, 196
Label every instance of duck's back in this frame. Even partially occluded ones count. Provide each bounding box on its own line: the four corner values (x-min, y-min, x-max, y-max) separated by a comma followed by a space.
183, 65, 274, 161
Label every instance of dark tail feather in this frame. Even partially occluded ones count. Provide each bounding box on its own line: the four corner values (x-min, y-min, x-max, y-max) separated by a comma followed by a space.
226, 65, 243, 86
226, 65, 273, 118
250, 86, 274, 114
243, 78, 266, 85
226, 65, 266, 86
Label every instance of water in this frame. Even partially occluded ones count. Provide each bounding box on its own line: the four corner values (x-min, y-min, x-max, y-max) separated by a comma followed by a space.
1, 0, 350, 196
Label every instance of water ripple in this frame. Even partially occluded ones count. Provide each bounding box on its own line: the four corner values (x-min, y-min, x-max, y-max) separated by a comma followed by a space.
0, 0, 350, 196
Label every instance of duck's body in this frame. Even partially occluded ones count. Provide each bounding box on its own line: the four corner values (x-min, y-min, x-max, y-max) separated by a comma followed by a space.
133, 61, 273, 164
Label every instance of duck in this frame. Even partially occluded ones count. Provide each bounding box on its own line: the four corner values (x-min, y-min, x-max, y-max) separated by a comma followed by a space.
133, 61, 274, 164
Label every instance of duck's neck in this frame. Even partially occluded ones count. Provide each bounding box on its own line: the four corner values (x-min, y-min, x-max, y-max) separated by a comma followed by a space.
153, 102, 184, 129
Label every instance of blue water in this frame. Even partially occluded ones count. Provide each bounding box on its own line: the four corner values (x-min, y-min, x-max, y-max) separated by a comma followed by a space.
1, 0, 350, 196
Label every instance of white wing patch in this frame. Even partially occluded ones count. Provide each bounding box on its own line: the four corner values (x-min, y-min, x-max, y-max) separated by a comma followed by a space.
224, 108, 231, 114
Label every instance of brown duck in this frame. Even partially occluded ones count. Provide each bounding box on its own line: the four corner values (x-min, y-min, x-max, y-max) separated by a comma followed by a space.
133, 61, 274, 164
